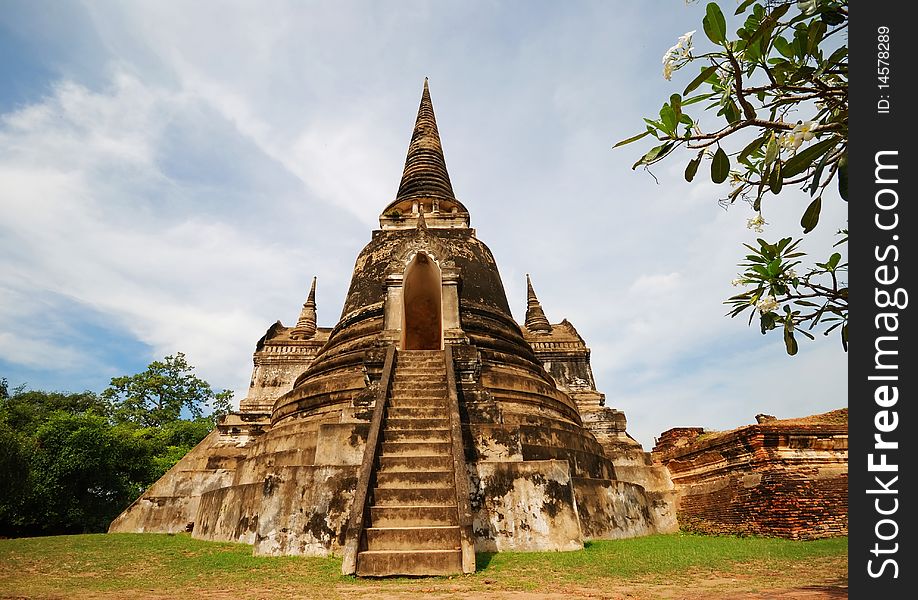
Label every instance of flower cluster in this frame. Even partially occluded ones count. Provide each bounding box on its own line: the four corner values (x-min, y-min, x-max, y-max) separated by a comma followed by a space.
662, 31, 695, 80
746, 213, 767, 233
755, 295, 780, 313
779, 120, 816, 153
797, 0, 819, 16
731, 277, 745, 287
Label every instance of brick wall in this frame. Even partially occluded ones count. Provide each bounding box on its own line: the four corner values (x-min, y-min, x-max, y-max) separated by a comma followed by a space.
654, 420, 848, 539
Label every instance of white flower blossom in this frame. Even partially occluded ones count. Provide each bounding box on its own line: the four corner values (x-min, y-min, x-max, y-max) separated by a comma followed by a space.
756, 295, 780, 313
786, 268, 798, 279
662, 31, 695, 80
747, 213, 767, 233
677, 31, 696, 52
797, 0, 818, 16
731, 277, 745, 287
780, 120, 817, 154
793, 120, 816, 141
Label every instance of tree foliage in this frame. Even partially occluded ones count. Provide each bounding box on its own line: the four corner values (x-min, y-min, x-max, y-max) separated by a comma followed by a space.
1, 354, 233, 536
102, 352, 233, 428
616, 0, 847, 354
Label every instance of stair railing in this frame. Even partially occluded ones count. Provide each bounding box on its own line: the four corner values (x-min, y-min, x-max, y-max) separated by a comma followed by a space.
341, 344, 397, 575
444, 344, 476, 574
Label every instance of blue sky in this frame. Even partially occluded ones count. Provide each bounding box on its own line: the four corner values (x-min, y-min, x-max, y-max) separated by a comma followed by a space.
0, 0, 847, 449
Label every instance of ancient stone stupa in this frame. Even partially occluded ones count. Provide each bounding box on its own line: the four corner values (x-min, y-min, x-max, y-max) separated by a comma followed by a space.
109, 80, 676, 576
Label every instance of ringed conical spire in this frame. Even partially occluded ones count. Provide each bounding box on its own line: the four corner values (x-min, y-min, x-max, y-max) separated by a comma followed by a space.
395, 79, 456, 202
291, 277, 318, 339
525, 274, 552, 333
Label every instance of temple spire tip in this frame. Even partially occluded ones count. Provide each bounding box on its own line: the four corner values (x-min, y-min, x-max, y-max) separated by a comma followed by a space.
524, 274, 552, 334
291, 277, 318, 339
393, 79, 455, 203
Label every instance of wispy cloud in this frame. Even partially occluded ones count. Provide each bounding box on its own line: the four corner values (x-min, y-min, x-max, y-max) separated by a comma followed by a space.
0, 1, 847, 446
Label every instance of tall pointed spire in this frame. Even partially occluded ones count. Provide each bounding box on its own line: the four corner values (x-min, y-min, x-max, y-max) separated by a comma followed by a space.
525, 274, 552, 333
291, 277, 317, 339
395, 78, 456, 202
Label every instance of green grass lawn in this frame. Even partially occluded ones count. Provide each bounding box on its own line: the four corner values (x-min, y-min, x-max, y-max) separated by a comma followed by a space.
0, 532, 847, 598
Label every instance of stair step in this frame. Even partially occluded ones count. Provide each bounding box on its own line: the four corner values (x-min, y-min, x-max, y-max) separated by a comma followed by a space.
378, 455, 452, 472
376, 470, 454, 489
385, 417, 450, 430
391, 384, 447, 394
369, 505, 458, 527
384, 429, 449, 443
373, 486, 455, 505
388, 398, 449, 409
381, 441, 451, 456
387, 407, 447, 420
393, 367, 444, 374
364, 526, 460, 551
357, 549, 461, 577
386, 411, 449, 431
398, 350, 443, 361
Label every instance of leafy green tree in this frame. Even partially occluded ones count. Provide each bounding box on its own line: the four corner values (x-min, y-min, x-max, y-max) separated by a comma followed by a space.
140, 418, 214, 481
102, 353, 233, 428
23, 413, 151, 534
616, 0, 847, 354
1, 354, 228, 536
0, 420, 30, 531
0, 387, 109, 434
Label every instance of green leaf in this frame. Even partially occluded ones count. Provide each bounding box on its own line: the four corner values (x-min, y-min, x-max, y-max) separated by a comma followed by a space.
764, 134, 778, 165
720, 100, 740, 125
760, 311, 777, 333
703, 2, 727, 44
766, 258, 782, 276
711, 147, 730, 183
784, 324, 798, 355
631, 143, 673, 170
825, 46, 848, 70
685, 155, 702, 182
745, 4, 789, 51
782, 137, 837, 178
806, 20, 827, 56
838, 151, 848, 200
735, 0, 756, 15
808, 150, 830, 196
794, 300, 819, 307
643, 118, 662, 131
683, 65, 720, 96
800, 196, 822, 233
773, 36, 794, 59
827, 252, 841, 270
822, 9, 846, 26
612, 130, 652, 148
660, 103, 677, 135
841, 323, 848, 351
670, 94, 682, 117
738, 133, 768, 165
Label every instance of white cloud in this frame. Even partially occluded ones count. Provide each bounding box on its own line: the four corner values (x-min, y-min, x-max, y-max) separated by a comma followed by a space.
0, 1, 846, 443
629, 272, 682, 295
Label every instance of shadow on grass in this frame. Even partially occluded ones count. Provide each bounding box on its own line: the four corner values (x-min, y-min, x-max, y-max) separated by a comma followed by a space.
475, 552, 495, 572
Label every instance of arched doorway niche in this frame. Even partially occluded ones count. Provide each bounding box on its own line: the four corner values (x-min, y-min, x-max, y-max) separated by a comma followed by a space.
401, 252, 443, 350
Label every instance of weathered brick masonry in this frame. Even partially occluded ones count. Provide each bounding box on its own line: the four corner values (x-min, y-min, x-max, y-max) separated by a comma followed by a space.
653, 410, 847, 539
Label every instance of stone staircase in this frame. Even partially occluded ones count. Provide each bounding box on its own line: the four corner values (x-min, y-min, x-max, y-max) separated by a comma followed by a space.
356, 350, 464, 576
